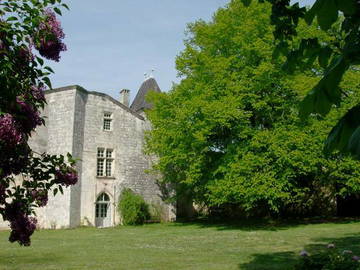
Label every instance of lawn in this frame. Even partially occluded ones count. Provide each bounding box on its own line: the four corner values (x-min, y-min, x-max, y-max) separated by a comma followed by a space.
0, 220, 360, 270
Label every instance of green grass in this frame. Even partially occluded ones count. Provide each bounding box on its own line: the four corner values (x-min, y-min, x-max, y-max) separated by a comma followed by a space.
0, 219, 360, 270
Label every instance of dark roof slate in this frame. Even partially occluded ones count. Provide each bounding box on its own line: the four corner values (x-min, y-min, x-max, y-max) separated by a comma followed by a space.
130, 77, 161, 112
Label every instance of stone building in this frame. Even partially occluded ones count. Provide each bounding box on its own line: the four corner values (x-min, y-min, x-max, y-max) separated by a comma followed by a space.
1, 77, 175, 229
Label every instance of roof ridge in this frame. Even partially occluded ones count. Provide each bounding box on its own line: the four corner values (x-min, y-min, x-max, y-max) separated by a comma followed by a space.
46, 85, 145, 120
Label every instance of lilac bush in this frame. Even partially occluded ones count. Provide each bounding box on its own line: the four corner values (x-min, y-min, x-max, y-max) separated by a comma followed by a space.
31, 190, 48, 207
15, 97, 43, 134
6, 202, 37, 246
0, 0, 76, 246
295, 244, 360, 270
55, 167, 78, 187
35, 8, 67, 61
0, 114, 24, 146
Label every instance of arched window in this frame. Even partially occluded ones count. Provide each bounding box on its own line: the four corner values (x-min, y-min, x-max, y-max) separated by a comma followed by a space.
97, 193, 110, 203
95, 193, 110, 219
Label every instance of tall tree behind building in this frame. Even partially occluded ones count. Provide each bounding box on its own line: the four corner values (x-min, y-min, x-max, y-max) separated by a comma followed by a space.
145, 0, 360, 217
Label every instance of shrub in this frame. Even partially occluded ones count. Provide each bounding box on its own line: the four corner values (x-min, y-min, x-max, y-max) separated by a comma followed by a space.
148, 203, 162, 222
118, 189, 150, 225
149, 202, 168, 222
295, 244, 360, 270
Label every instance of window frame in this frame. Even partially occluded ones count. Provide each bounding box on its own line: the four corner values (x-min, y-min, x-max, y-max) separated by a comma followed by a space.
96, 148, 114, 178
95, 193, 110, 218
103, 112, 113, 131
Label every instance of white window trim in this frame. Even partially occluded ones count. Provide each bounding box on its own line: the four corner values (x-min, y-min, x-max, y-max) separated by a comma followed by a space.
96, 148, 115, 178
103, 112, 113, 131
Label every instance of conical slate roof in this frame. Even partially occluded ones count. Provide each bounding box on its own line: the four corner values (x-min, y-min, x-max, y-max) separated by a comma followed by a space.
130, 77, 161, 112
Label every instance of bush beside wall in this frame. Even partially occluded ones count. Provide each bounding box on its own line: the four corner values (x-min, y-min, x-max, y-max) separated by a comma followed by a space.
118, 189, 150, 225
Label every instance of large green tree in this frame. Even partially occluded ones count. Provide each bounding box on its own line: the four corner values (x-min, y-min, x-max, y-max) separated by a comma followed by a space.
145, 0, 360, 216
242, 0, 360, 157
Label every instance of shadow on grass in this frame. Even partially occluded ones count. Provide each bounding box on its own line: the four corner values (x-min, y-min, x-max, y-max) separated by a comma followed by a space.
0, 252, 63, 266
238, 234, 360, 269
305, 234, 360, 254
238, 252, 297, 270
172, 217, 360, 232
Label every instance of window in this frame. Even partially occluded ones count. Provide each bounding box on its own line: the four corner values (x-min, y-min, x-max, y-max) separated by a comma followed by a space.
103, 112, 112, 131
97, 148, 114, 177
105, 149, 113, 176
95, 193, 110, 218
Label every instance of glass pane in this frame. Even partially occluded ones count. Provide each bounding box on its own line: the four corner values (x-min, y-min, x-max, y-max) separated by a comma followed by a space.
106, 149, 112, 158
106, 159, 112, 176
97, 159, 104, 176
100, 204, 107, 217
97, 193, 110, 202
97, 149, 104, 157
103, 119, 111, 130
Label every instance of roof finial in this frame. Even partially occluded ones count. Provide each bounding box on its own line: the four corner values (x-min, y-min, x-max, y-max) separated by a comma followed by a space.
150, 68, 155, 78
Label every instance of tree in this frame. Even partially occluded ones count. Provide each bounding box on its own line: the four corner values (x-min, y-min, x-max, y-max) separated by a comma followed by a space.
0, 0, 78, 246
145, 0, 360, 217
242, 0, 360, 157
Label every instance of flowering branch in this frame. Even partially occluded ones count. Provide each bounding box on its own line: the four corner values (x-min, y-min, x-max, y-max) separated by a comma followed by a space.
0, 0, 76, 246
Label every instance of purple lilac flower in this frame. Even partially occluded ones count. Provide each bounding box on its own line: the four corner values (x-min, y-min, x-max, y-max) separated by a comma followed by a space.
30, 85, 46, 102
0, 113, 23, 146
55, 168, 78, 186
35, 9, 66, 61
352, 256, 360, 261
31, 190, 48, 207
8, 214, 37, 246
4, 202, 37, 246
16, 97, 43, 133
327, 243, 335, 248
300, 250, 309, 257
18, 46, 34, 63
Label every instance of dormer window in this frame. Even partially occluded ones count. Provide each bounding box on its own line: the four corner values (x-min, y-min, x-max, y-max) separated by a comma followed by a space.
103, 112, 112, 131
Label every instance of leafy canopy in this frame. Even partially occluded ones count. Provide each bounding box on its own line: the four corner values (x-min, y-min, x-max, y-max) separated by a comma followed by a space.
145, 0, 360, 216
242, 0, 360, 158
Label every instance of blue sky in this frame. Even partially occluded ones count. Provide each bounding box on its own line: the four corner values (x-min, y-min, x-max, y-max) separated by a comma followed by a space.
47, 0, 315, 102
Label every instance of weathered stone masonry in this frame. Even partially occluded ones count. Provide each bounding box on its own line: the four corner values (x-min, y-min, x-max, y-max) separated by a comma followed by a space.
0, 78, 175, 229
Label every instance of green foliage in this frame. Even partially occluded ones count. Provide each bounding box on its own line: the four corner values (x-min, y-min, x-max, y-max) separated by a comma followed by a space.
244, 0, 360, 157
118, 189, 150, 225
295, 246, 360, 270
148, 202, 166, 222
325, 105, 360, 158
145, 0, 360, 216
0, 0, 76, 246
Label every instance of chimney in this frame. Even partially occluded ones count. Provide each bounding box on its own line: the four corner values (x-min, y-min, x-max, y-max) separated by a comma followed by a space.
119, 89, 130, 107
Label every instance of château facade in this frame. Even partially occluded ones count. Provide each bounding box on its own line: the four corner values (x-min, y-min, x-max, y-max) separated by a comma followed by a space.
1, 77, 175, 229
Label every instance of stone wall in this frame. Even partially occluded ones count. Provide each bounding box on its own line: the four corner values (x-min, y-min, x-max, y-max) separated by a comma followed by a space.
35, 87, 77, 229
0, 84, 175, 230
79, 88, 174, 225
